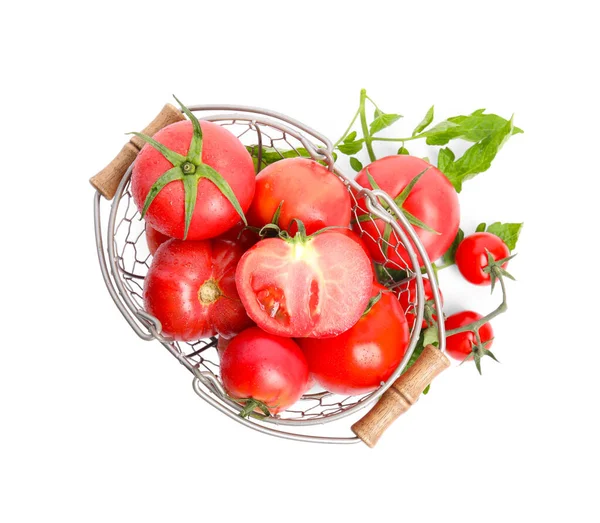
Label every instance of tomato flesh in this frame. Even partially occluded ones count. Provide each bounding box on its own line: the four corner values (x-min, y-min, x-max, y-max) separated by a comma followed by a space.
220, 327, 309, 414
144, 238, 253, 341
298, 283, 410, 395
235, 231, 373, 338
132, 120, 256, 240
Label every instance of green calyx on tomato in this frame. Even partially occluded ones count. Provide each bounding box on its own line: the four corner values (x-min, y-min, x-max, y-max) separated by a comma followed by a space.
128, 96, 247, 239
234, 397, 272, 419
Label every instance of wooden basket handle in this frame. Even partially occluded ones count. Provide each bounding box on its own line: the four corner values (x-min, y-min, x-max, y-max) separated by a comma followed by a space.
351, 344, 450, 448
89, 103, 186, 199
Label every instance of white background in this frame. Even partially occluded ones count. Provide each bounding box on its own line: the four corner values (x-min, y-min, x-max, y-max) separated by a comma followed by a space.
1, 1, 598, 522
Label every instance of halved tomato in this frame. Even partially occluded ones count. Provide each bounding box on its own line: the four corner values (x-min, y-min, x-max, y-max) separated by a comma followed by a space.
235, 229, 373, 338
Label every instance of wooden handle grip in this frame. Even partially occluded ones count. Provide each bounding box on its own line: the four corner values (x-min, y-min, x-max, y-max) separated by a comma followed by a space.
90, 103, 185, 199
351, 344, 450, 448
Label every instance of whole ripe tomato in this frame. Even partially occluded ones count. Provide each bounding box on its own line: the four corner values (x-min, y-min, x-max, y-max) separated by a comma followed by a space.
145, 224, 171, 255
144, 238, 254, 341
216, 221, 259, 252
398, 277, 443, 329
247, 157, 351, 235
220, 327, 309, 415
235, 229, 373, 338
216, 336, 231, 361
455, 232, 510, 285
132, 119, 255, 240
444, 311, 493, 361
298, 283, 409, 395
353, 155, 460, 266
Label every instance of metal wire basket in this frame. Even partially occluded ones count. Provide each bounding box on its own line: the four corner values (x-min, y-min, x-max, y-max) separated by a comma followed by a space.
92, 103, 447, 445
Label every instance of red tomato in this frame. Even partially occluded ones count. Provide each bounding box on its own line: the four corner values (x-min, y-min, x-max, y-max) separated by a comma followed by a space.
298, 283, 409, 395
455, 232, 510, 285
220, 327, 309, 415
397, 277, 443, 329
145, 224, 171, 255
353, 155, 459, 266
444, 311, 494, 361
217, 221, 259, 252
216, 336, 231, 361
235, 230, 373, 338
247, 157, 351, 235
132, 120, 255, 240
144, 238, 253, 341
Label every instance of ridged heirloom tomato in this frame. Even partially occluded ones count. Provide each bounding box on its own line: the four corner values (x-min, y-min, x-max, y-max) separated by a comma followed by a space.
220, 327, 309, 415
144, 238, 254, 342
132, 111, 255, 240
247, 157, 351, 234
298, 283, 410, 395
235, 229, 373, 338
353, 155, 459, 266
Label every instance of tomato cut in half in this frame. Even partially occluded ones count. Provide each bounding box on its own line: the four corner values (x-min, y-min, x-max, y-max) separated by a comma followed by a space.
247, 157, 351, 235
298, 283, 410, 395
353, 155, 460, 266
144, 238, 254, 342
235, 229, 373, 338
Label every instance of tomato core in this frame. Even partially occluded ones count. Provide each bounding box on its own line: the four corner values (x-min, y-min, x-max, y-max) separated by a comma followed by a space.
198, 280, 221, 305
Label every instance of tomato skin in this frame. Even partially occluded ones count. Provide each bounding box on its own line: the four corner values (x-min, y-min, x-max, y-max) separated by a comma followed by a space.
455, 233, 510, 285
235, 231, 373, 338
353, 155, 460, 266
444, 311, 494, 361
217, 221, 259, 252
398, 278, 443, 329
298, 283, 409, 395
220, 327, 309, 414
145, 224, 171, 255
143, 238, 253, 342
132, 120, 256, 240
247, 158, 351, 235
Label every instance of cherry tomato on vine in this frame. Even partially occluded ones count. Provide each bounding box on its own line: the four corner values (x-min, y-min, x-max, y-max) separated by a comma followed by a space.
455, 232, 510, 285
353, 155, 460, 266
444, 311, 494, 361
247, 157, 351, 235
298, 283, 409, 395
220, 327, 309, 415
397, 277, 443, 329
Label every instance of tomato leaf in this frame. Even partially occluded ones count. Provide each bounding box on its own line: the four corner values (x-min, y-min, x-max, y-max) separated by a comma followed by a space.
485, 222, 523, 251
350, 157, 363, 172
441, 228, 464, 266
423, 324, 439, 347
397, 146, 410, 155
412, 105, 434, 136
476, 222, 487, 232
437, 147, 455, 173
369, 113, 402, 135
197, 164, 247, 225
344, 131, 357, 143
338, 139, 364, 155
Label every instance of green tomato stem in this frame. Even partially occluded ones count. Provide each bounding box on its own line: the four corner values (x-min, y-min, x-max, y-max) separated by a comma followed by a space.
359, 89, 377, 162
332, 106, 360, 149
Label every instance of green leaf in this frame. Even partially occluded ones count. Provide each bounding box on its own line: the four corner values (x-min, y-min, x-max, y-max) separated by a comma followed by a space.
198, 164, 247, 225
362, 291, 383, 317
485, 222, 523, 251
441, 228, 464, 266
246, 145, 312, 169
476, 222, 487, 233
350, 157, 363, 172
397, 146, 409, 155
337, 139, 364, 155
422, 112, 518, 146
440, 116, 515, 192
271, 200, 284, 226
405, 333, 425, 372
344, 131, 357, 143
173, 95, 203, 163
141, 166, 183, 218
374, 108, 383, 119
422, 384, 431, 395
127, 132, 186, 167
412, 105, 434, 136
182, 174, 199, 240
370, 113, 402, 135
436, 147, 455, 173
423, 325, 439, 347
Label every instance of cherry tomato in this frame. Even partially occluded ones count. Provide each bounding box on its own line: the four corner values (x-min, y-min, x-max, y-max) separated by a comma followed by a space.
455, 232, 510, 285
144, 238, 253, 341
235, 230, 373, 338
220, 327, 309, 415
145, 224, 171, 255
247, 157, 351, 235
132, 120, 256, 240
298, 283, 409, 395
353, 155, 459, 266
444, 311, 494, 361
397, 277, 443, 329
